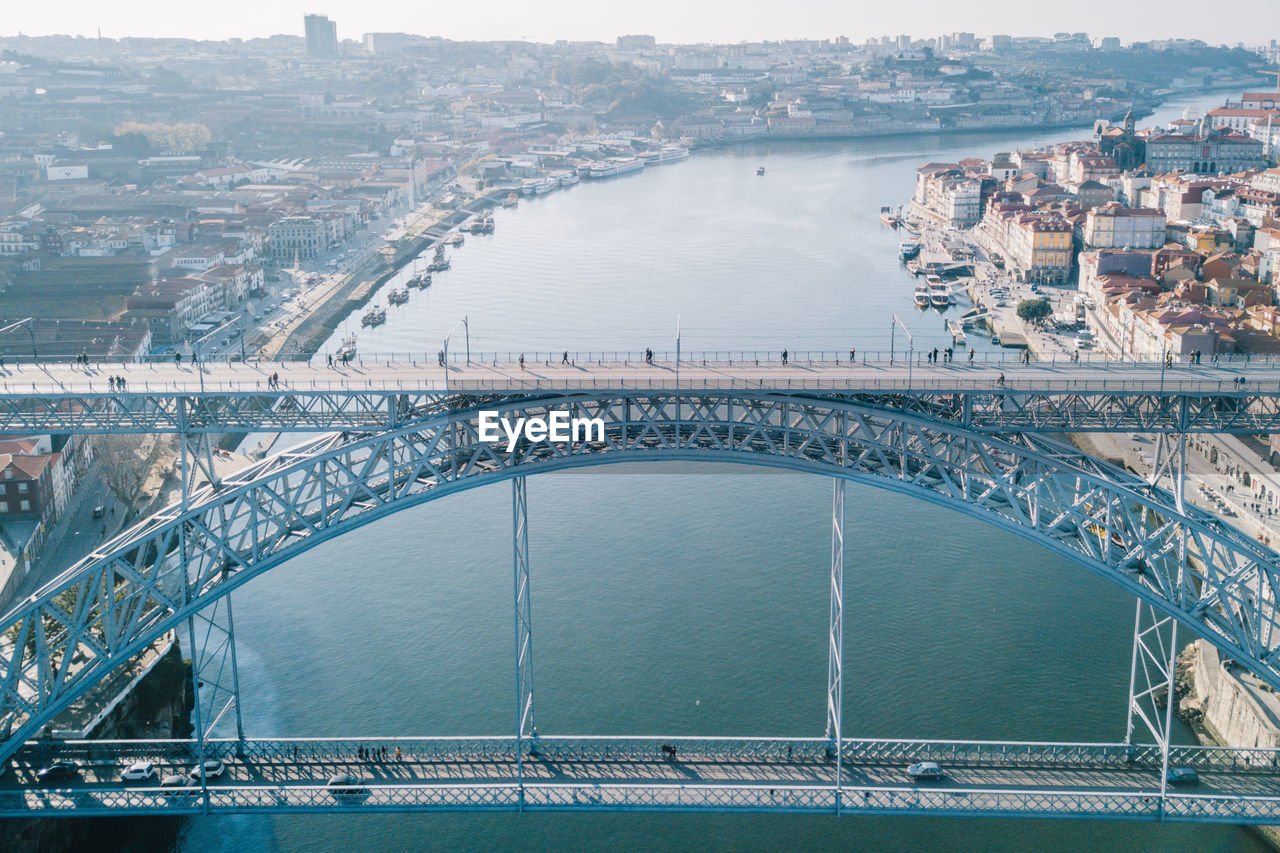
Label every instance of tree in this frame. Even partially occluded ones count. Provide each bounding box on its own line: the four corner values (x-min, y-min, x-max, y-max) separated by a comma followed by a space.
95, 435, 174, 515
1016, 298, 1052, 323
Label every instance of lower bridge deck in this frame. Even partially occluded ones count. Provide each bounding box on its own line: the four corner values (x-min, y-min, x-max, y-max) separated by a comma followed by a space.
6, 737, 1280, 820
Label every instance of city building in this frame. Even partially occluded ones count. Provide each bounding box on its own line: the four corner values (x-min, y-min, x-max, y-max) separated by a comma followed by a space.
304, 14, 338, 58
1082, 203, 1167, 249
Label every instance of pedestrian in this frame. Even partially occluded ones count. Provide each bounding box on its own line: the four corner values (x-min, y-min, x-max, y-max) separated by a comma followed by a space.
562, 350, 569, 365
849, 347, 855, 363
328, 354, 334, 367
395, 746, 402, 761
968, 348, 974, 363
997, 372, 1005, 387
519, 353, 525, 371
174, 351, 182, 365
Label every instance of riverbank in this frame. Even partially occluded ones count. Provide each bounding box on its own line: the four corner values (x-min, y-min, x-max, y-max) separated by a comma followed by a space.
266, 189, 509, 361
1177, 639, 1280, 850
693, 81, 1256, 152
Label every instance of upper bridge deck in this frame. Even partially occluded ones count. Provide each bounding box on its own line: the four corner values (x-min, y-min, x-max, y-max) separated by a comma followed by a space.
0, 353, 1277, 434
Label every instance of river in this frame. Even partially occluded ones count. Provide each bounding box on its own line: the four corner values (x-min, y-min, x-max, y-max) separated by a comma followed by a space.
174, 91, 1269, 852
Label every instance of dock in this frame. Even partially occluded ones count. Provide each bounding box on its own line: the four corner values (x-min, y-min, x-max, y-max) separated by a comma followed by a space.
946, 320, 966, 345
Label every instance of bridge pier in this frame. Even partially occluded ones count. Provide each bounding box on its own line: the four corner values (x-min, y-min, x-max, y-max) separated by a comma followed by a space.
826, 478, 844, 813
1124, 600, 1180, 816
513, 476, 536, 808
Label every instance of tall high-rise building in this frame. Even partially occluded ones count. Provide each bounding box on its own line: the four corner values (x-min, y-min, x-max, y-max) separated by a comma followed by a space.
304, 14, 338, 58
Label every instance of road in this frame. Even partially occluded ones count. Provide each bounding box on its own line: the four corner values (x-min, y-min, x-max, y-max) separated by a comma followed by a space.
5, 738, 1280, 819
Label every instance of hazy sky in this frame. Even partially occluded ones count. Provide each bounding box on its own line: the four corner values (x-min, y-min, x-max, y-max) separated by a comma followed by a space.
3, 0, 1277, 46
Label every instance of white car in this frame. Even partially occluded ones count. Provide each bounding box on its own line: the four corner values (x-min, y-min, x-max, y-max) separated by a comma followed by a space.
120, 760, 156, 781
907, 761, 944, 781
188, 759, 226, 781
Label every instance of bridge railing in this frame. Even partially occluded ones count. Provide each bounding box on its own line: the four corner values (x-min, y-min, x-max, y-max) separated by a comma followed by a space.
20, 735, 1280, 772
5, 349, 1280, 370
11, 781, 1277, 821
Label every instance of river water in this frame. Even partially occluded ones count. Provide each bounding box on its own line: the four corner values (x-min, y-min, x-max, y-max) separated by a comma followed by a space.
174, 92, 1268, 852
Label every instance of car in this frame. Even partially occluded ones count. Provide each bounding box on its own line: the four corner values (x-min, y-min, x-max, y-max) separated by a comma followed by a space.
160, 773, 194, 788
188, 759, 226, 781
906, 761, 944, 781
36, 761, 79, 784
120, 761, 156, 781
1166, 767, 1199, 786
91, 505, 106, 519
327, 772, 369, 800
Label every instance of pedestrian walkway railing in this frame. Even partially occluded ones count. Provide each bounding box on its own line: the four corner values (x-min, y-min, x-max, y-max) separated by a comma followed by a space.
0, 349, 1277, 370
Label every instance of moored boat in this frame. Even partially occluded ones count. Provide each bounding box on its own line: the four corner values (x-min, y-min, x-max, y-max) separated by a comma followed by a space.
503, 193, 519, 208
913, 284, 930, 308
388, 287, 409, 305
336, 334, 357, 361
899, 238, 920, 260
361, 306, 386, 327
756, 166, 766, 176
928, 277, 951, 309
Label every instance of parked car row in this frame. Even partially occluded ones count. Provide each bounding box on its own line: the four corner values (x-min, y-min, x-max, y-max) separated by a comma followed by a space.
34, 758, 227, 786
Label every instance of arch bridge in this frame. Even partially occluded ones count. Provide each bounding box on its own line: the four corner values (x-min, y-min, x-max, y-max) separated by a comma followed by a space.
4, 357, 1280, 820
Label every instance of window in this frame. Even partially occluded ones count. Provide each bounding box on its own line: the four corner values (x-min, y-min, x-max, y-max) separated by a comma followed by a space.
0, 502, 7, 513
17, 482, 27, 493
19, 500, 30, 512
3, 470, 10, 480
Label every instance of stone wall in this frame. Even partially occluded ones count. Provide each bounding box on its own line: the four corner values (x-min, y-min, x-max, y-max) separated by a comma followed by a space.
1176, 638, 1280, 849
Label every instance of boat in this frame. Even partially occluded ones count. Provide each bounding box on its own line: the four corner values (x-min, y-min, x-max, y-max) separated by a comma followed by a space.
405, 259, 430, 289
361, 306, 386, 327
579, 157, 646, 180
554, 170, 580, 186
445, 232, 464, 247
640, 146, 691, 166
756, 166, 766, 176
947, 319, 967, 345
426, 243, 451, 272
503, 193, 519, 208
928, 276, 951, 309
388, 287, 409, 305
880, 205, 902, 228
336, 334, 357, 361
913, 284, 930, 308
899, 239, 920, 260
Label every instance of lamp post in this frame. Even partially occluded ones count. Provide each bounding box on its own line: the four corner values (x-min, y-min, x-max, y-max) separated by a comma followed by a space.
0, 318, 37, 362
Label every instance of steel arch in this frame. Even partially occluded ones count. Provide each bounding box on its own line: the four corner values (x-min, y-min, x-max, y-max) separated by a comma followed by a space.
3, 390, 1280, 762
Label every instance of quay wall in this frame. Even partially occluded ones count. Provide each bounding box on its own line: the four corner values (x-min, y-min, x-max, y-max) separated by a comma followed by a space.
1177, 639, 1280, 849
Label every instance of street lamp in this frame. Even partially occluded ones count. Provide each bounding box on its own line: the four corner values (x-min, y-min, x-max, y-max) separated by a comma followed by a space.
0, 317, 38, 362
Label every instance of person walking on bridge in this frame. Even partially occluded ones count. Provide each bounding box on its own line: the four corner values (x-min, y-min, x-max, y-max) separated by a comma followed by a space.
781, 349, 788, 366
562, 350, 570, 365
519, 353, 526, 371
849, 347, 855, 363
968, 347, 975, 363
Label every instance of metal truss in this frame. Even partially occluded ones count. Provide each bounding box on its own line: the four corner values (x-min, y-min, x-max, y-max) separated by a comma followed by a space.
826, 477, 844, 808
512, 476, 536, 800
1125, 603, 1179, 757
8, 392, 1280, 765
5, 379, 1280, 435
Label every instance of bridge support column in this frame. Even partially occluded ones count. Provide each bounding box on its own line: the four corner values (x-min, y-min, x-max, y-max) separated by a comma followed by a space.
513, 476, 536, 807
1124, 601, 1180, 784
826, 478, 844, 812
